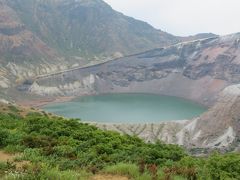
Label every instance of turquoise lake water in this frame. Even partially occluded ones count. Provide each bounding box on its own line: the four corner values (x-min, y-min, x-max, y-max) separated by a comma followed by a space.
43, 93, 207, 123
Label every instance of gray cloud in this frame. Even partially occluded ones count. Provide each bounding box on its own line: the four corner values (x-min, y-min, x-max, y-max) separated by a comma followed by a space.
103, 0, 240, 36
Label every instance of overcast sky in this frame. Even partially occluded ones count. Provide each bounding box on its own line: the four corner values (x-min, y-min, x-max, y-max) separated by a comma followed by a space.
103, 0, 240, 36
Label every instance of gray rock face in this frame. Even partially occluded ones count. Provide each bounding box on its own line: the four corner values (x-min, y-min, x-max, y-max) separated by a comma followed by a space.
176, 84, 240, 153
21, 33, 240, 106
190, 85, 240, 150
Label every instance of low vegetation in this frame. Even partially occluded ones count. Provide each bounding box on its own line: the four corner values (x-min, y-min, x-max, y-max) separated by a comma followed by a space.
0, 104, 240, 179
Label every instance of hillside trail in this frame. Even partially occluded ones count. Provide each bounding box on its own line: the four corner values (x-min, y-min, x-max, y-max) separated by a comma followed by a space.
0, 150, 29, 169
91, 174, 129, 180
0, 151, 15, 162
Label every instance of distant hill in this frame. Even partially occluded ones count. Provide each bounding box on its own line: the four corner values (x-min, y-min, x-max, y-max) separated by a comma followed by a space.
5, 0, 179, 59
179, 33, 217, 42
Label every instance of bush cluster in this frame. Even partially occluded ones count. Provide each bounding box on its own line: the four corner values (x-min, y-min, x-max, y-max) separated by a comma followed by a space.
0, 107, 240, 179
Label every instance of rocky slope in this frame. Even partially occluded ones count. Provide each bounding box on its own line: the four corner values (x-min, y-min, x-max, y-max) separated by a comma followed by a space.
189, 84, 240, 151
21, 33, 240, 106
0, 1, 66, 88
0, 0, 182, 93
94, 84, 240, 152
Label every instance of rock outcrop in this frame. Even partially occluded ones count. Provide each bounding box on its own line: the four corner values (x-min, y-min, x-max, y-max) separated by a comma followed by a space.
188, 84, 240, 151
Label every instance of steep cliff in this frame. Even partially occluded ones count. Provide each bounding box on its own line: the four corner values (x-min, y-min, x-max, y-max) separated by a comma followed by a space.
22, 33, 240, 106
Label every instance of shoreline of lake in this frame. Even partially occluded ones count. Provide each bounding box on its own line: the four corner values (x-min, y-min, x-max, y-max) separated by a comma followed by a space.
42, 93, 207, 123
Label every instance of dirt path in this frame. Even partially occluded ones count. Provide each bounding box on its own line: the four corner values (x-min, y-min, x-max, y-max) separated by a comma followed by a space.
91, 174, 129, 180
0, 151, 15, 162
0, 151, 29, 169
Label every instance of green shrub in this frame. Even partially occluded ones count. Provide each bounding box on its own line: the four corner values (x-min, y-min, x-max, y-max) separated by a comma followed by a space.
22, 148, 45, 163
41, 169, 91, 180
0, 105, 240, 179
58, 159, 82, 171
53, 145, 77, 158
0, 129, 9, 147
3, 145, 25, 154
135, 173, 152, 180
104, 163, 139, 178
8, 105, 20, 113
0, 161, 9, 172
4, 163, 92, 180
206, 153, 240, 179
0, 161, 16, 173
22, 135, 56, 149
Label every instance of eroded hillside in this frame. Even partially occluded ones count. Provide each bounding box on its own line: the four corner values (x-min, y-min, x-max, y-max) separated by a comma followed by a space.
95, 84, 240, 153
21, 33, 240, 106
0, 0, 184, 100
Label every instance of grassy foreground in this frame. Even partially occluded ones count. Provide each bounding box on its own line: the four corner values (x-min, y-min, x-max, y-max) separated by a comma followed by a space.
0, 104, 240, 179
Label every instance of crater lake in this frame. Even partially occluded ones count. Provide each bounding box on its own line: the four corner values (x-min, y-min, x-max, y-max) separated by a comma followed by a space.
43, 93, 207, 123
